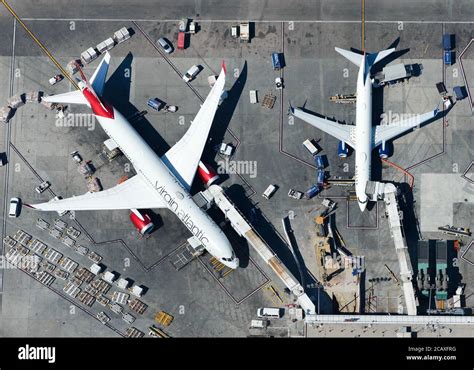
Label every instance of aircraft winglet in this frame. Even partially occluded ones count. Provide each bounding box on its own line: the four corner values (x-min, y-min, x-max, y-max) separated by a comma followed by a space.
221, 60, 227, 74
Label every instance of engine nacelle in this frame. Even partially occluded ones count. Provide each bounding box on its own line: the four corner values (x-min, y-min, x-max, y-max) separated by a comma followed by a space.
197, 161, 220, 187
378, 141, 391, 159
338, 141, 349, 158
130, 209, 154, 235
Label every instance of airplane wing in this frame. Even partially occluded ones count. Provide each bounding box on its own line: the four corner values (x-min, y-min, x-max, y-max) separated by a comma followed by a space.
291, 106, 356, 148
161, 64, 226, 191
26, 175, 166, 211
373, 107, 439, 148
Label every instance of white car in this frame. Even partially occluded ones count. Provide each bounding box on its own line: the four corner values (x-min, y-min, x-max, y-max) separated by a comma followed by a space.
8, 197, 21, 218
157, 37, 173, 54
275, 77, 284, 89
35, 181, 51, 194
49, 74, 63, 85
183, 65, 200, 82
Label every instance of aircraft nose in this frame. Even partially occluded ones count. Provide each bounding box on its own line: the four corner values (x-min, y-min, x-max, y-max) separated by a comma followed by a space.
223, 257, 239, 269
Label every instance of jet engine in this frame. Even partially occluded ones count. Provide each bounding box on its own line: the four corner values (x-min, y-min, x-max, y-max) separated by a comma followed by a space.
338, 141, 349, 158
378, 141, 391, 159
130, 209, 154, 235
197, 161, 220, 187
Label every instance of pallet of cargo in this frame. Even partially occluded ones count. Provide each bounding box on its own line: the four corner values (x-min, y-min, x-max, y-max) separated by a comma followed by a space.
63, 281, 81, 298
36, 218, 50, 231
54, 268, 69, 280
5, 248, 22, 266
125, 327, 144, 338
87, 251, 102, 263
154, 311, 174, 327
77, 291, 95, 307
58, 257, 78, 273
74, 267, 95, 284
75, 245, 88, 256
35, 271, 55, 286
111, 291, 129, 305
61, 236, 76, 248
53, 219, 67, 231
14, 230, 32, 246
22, 255, 41, 273
3, 236, 17, 249
96, 295, 110, 306
66, 226, 81, 239
261, 93, 276, 109
91, 279, 111, 295
49, 228, 62, 239
128, 298, 148, 315
44, 248, 63, 264
29, 239, 48, 255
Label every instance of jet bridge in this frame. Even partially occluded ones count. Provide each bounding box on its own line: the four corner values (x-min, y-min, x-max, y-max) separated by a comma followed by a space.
366, 181, 418, 316
205, 185, 316, 316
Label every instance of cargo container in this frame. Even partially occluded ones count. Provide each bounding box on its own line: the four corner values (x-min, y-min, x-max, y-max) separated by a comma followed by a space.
444, 50, 454, 65
305, 185, 320, 199
443, 33, 454, 50
316, 170, 325, 186
314, 155, 324, 169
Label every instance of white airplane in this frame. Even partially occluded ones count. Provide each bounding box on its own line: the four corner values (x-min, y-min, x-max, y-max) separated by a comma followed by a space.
26, 53, 239, 269
291, 46, 439, 211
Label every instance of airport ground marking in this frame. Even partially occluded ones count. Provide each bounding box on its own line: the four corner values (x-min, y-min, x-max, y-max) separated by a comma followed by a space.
1, 0, 79, 90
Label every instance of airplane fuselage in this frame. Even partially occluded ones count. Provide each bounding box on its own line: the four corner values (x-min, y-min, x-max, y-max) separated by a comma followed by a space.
86, 89, 238, 268
354, 58, 372, 211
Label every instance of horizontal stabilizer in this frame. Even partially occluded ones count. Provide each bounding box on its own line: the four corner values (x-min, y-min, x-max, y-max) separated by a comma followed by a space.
335, 47, 363, 67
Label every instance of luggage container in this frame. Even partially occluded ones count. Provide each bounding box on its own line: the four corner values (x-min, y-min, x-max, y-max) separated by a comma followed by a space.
271, 52, 282, 70
314, 155, 324, 169
444, 50, 454, 65
453, 86, 467, 100
316, 170, 325, 186
305, 185, 320, 199
443, 33, 455, 50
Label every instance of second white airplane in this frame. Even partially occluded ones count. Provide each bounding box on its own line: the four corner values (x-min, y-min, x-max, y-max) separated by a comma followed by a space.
26, 53, 239, 269
291, 46, 439, 211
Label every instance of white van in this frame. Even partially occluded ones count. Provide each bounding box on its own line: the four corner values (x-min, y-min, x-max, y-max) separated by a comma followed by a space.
262, 184, 277, 200
257, 307, 282, 319
303, 139, 319, 156
8, 197, 21, 218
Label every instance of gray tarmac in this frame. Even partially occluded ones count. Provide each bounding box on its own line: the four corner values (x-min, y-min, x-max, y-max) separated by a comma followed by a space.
0, 1, 472, 337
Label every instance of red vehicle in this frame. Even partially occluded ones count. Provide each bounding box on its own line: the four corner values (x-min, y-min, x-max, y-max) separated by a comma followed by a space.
177, 31, 185, 50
